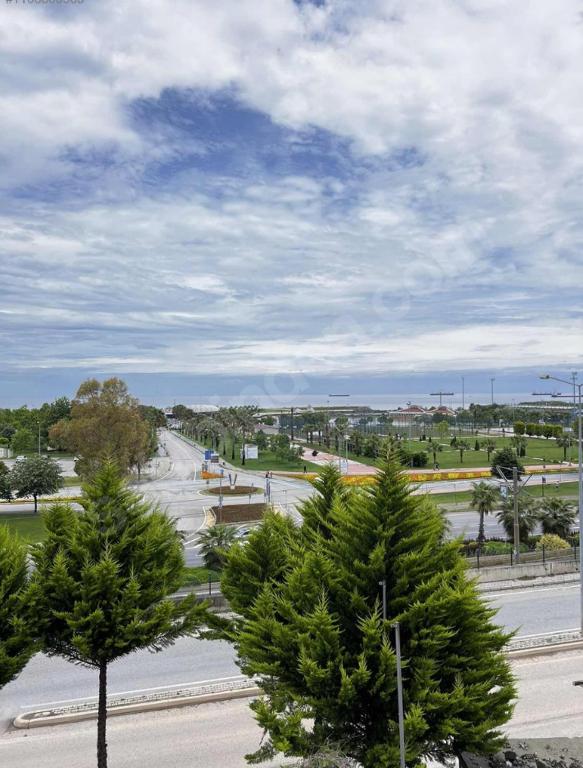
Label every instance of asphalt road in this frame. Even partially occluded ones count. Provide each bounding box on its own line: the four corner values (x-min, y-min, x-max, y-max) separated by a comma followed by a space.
3, 649, 583, 767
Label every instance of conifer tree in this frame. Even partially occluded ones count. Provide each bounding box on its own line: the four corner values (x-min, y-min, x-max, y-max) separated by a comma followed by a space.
25, 461, 210, 768
223, 456, 515, 767
0, 526, 36, 688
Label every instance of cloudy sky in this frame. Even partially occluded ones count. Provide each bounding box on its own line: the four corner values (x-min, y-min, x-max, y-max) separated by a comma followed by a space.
1, 0, 582, 406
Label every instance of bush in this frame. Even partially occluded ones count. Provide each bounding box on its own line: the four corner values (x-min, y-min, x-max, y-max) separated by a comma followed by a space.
481, 541, 529, 555
535, 534, 570, 551
513, 421, 525, 436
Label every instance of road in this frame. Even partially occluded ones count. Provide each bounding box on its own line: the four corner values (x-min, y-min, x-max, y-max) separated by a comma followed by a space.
3, 649, 583, 767
1, 581, 579, 736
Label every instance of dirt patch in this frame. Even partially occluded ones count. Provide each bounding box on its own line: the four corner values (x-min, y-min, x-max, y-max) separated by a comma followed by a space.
204, 485, 260, 497
212, 503, 268, 524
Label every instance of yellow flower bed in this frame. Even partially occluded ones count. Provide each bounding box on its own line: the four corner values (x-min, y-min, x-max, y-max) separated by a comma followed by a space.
201, 470, 221, 480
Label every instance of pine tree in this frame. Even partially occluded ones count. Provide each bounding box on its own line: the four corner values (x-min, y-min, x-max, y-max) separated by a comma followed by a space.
0, 526, 36, 688
25, 461, 209, 768
223, 456, 515, 767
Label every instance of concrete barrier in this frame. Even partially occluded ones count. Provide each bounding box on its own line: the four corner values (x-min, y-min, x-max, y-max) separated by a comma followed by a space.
469, 559, 579, 583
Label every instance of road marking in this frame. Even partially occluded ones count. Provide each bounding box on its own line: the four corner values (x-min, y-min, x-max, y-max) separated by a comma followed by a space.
486, 584, 580, 599
20, 675, 247, 710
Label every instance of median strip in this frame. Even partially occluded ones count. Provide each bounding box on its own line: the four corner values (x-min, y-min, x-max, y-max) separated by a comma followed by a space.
13, 676, 260, 729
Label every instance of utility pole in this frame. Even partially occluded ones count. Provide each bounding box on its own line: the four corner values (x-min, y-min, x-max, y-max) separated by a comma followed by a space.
512, 466, 520, 564
392, 622, 406, 768
541, 373, 583, 634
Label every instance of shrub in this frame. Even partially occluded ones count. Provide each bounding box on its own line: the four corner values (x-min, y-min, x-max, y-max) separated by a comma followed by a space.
535, 534, 570, 551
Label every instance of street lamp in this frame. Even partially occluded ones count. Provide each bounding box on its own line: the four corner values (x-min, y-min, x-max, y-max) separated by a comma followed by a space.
541, 373, 583, 635
490, 377, 495, 406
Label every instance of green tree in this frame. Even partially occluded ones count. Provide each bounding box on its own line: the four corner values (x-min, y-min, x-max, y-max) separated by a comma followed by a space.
471, 481, 499, 545
457, 439, 471, 463
11, 428, 35, 454
25, 462, 208, 768
10, 455, 63, 513
429, 441, 443, 466
538, 497, 576, 540
0, 460, 12, 501
197, 523, 238, 570
435, 420, 449, 442
0, 527, 36, 688
491, 447, 524, 480
496, 495, 538, 542
556, 435, 573, 462
222, 458, 515, 766
509, 436, 527, 458
49, 378, 152, 479
483, 438, 497, 461
513, 421, 525, 436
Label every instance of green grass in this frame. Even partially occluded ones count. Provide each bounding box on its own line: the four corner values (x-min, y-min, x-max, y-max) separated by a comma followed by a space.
306, 435, 577, 471
426, 480, 579, 508
186, 434, 321, 472
182, 566, 221, 587
0, 513, 47, 543
62, 476, 81, 487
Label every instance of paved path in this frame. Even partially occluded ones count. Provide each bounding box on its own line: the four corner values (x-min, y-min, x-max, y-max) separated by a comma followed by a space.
3, 647, 583, 767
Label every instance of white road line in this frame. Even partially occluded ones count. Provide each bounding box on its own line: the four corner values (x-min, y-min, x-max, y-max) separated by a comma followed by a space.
485, 584, 580, 598
21, 675, 246, 710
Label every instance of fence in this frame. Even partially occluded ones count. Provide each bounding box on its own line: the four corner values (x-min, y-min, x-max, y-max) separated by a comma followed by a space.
465, 545, 580, 569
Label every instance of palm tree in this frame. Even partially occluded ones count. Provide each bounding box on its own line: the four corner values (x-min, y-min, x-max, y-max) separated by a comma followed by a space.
510, 435, 528, 458
483, 438, 497, 461
430, 442, 443, 467
457, 439, 471, 463
496, 495, 539, 544
556, 435, 573, 462
471, 481, 499, 545
197, 524, 238, 570
538, 497, 576, 539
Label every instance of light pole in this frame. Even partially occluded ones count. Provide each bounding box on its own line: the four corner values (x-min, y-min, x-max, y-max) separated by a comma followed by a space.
379, 580, 405, 768
541, 373, 583, 635
490, 377, 495, 406
36, 421, 41, 455
461, 376, 465, 411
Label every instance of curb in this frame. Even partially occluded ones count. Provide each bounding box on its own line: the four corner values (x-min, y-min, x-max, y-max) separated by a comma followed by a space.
507, 640, 583, 659
14, 685, 261, 729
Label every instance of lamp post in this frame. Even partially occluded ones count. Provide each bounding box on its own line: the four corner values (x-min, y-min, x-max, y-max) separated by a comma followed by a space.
36, 420, 41, 455
490, 377, 495, 406
541, 373, 583, 634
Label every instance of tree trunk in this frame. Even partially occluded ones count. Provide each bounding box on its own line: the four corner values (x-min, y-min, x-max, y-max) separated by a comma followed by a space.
477, 511, 485, 545
33, 493, 38, 514
97, 660, 108, 768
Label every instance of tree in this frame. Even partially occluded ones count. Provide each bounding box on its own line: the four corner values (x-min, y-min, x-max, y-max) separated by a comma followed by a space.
429, 441, 443, 466
457, 439, 471, 463
538, 497, 576, 540
471, 481, 499, 545
48, 378, 152, 479
491, 447, 524, 480
25, 462, 208, 768
222, 458, 515, 766
0, 527, 36, 689
11, 428, 35, 454
513, 421, 525, 436
0, 461, 12, 501
10, 455, 63, 513
556, 435, 573, 462
510, 436, 527, 458
435, 420, 449, 442
197, 524, 238, 570
483, 438, 497, 461
496, 495, 539, 542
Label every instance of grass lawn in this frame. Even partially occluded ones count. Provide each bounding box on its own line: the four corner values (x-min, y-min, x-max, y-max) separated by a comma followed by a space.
182, 566, 221, 588
0, 513, 47, 543
306, 435, 576, 471
186, 434, 321, 473
426, 480, 579, 508
63, 476, 81, 487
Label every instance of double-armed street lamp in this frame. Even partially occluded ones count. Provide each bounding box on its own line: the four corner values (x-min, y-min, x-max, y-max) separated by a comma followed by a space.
540, 373, 583, 634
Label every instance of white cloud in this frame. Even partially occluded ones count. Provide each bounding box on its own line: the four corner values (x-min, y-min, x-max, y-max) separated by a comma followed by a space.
2, 1, 583, 381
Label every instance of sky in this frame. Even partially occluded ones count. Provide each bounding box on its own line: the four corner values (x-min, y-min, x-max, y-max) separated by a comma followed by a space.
1, 0, 583, 407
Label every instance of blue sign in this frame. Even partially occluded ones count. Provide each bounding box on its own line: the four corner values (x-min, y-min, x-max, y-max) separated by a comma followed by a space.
204, 449, 212, 460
